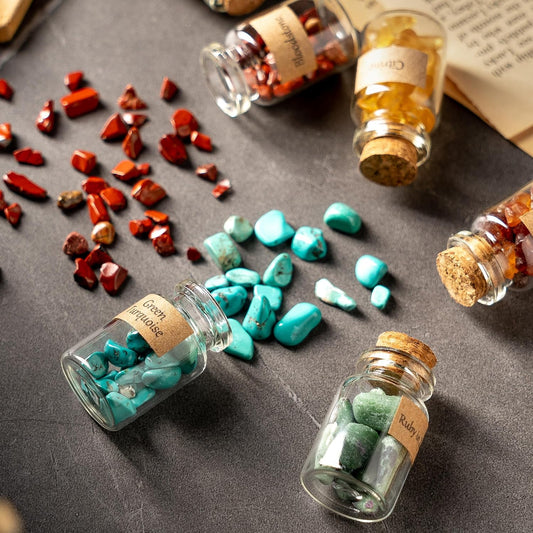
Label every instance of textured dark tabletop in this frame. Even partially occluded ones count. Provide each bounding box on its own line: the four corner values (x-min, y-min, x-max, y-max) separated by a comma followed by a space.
0, 1, 532, 532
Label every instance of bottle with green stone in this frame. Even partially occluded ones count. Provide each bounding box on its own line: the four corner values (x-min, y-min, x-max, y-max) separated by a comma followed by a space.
300, 331, 437, 522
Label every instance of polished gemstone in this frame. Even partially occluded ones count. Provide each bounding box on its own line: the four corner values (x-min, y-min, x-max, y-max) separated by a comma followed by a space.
13, 147, 43, 166
60, 87, 99, 118
190, 131, 212, 151
111, 160, 141, 182
315, 278, 357, 311
243, 296, 276, 340
100, 262, 128, 295
117, 84, 147, 110
0, 79, 14, 100
262, 253, 293, 287
91, 221, 115, 245
253, 284, 282, 311
4, 203, 22, 226
62, 231, 89, 256
126, 330, 150, 356
106, 392, 137, 424
160, 77, 179, 101
129, 218, 154, 238
204, 274, 229, 291
203, 232, 242, 271
212, 179, 231, 199
122, 113, 148, 128
122, 127, 143, 159
196, 163, 218, 182
73, 258, 98, 290
144, 209, 169, 224
0, 122, 12, 148
152, 234, 175, 256
131, 178, 166, 206
226, 267, 261, 288
104, 339, 137, 368
224, 318, 254, 361
142, 367, 182, 390
71, 150, 96, 174
131, 387, 156, 408
82, 352, 108, 379
64, 70, 83, 91
3, 171, 47, 200
100, 113, 128, 141
158, 134, 188, 165
352, 388, 400, 432
186, 247, 202, 262
224, 215, 253, 242
323, 202, 362, 234
339, 423, 379, 471
370, 285, 391, 310
171, 109, 198, 138
57, 190, 84, 211
87, 194, 110, 224
100, 187, 127, 212
82, 177, 108, 194
255, 210, 295, 247
35, 100, 55, 133
355, 255, 388, 289
273, 302, 322, 346
291, 226, 327, 261
212, 285, 248, 316
85, 244, 113, 268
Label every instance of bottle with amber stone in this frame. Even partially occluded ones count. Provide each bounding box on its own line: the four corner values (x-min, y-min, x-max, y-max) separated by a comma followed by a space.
437, 182, 533, 306
204, 0, 266, 16
352, 10, 446, 186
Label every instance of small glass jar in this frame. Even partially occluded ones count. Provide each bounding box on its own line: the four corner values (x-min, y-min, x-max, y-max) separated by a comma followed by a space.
437, 181, 533, 306
203, 0, 266, 16
201, 0, 358, 117
301, 331, 437, 522
61, 280, 231, 430
352, 10, 446, 186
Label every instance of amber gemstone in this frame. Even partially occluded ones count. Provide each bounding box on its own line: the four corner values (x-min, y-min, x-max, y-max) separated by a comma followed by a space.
57, 190, 84, 211
170, 109, 198, 138
81, 177, 109, 194
212, 179, 231, 199
87, 193, 110, 224
129, 218, 154, 238
190, 131, 212, 152
60, 87, 99, 118
13, 147, 44, 166
64, 71, 84, 92
117, 85, 147, 110
158, 134, 188, 165
35, 100, 56, 134
144, 209, 169, 224
4, 203, 22, 226
100, 113, 129, 141
131, 178, 166, 207
3, 171, 47, 200
91, 221, 115, 245
160, 77, 179, 101
0, 79, 14, 100
122, 127, 143, 159
149, 224, 170, 240
111, 160, 141, 182
0, 123, 13, 148
71, 150, 97, 174
137, 163, 150, 175
99, 262, 128, 295
100, 187, 127, 211
74, 258, 98, 290
122, 113, 148, 128
152, 234, 175, 256
85, 244, 113, 268
186, 247, 202, 262
195, 163, 218, 182
62, 231, 89, 256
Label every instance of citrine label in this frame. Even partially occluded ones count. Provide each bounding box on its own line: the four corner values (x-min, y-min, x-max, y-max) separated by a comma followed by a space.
115, 294, 193, 357
251, 5, 317, 83
355, 46, 428, 94
387, 395, 428, 463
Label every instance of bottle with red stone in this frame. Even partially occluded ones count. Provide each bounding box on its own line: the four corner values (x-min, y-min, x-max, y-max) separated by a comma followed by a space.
200, 0, 358, 117
436, 181, 533, 306
204, 0, 266, 16
61, 280, 231, 430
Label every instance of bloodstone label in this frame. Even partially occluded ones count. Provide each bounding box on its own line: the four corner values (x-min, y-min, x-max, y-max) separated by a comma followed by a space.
387, 395, 428, 463
115, 294, 193, 357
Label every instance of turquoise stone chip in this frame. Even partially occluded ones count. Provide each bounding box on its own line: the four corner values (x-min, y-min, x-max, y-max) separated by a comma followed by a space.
204, 274, 229, 291
212, 285, 248, 317
106, 391, 137, 425
225, 318, 254, 361
115, 367, 144, 385
355, 255, 388, 289
179, 344, 199, 374
225, 267, 261, 288
94, 377, 119, 394
323, 202, 362, 234
371, 285, 391, 310
274, 302, 322, 346
243, 296, 276, 340
131, 387, 156, 408
352, 388, 400, 432
126, 330, 151, 355
82, 351, 108, 378
203, 232, 242, 272
223, 215, 254, 243
104, 340, 138, 368
253, 284, 283, 311
262, 253, 293, 287
254, 210, 295, 247
315, 278, 357, 312
141, 367, 182, 390
339, 422, 379, 472
291, 226, 327, 261
334, 398, 356, 428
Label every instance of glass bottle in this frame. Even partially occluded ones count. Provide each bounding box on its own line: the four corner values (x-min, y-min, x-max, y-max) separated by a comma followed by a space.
437, 181, 533, 306
352, 10, 446, 186
61, 280, 231, 430
200, 0, 358, 117
300, 331, 437, 522
203, 0, 266, 16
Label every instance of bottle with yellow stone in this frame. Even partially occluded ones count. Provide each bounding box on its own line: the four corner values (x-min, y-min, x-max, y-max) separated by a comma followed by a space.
352, 10, 447, 186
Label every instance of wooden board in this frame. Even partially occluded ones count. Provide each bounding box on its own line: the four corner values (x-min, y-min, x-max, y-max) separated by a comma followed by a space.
0, 0, 33, 42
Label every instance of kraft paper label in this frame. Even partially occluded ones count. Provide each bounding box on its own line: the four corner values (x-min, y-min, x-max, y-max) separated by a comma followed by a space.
519, 210, 533, 235
115, 294, 193, 357
387, 395, 428, 463
250, 5, 317, 83
355, 46, 428, 94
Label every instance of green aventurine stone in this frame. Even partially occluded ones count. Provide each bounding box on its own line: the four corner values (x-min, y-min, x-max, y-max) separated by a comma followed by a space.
323, 202, 362, 234
291, 226, 327, 261
203, 232, 242, 272
334, 398, 355, 428
224, 318, 254, 361
262, 253, 293, 288
352, 388, 400, 432
339, 423, 379, 472
223, 215, 254, 243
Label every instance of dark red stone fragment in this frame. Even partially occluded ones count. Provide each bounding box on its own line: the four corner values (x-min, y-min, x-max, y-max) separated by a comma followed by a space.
122, 113, 148, 128
3, 171, 47, 200
158, 134, 187, 165
190, 131, 212, 152
100, 187, 127, 212
71, 150, 96, 174
137, 163, 150, 175
13, 147, 44, 166
152, 234, 175, 256
117, 85, 147, 110
63, 231, 89, 257
144, 209, 169, 225
212, 179, 231, 199
74, 258, 98, 290
122, 127, 143, 159
0, 123, 12, 148
0, 79, 14, 100
195, 163, 218, 182
0, 190, 7, 211
60, 87, 99, 118
160, 77, 179, 101
81, 177, 109, 194
64, 71, 83, 91
149, 224, 170, 240
4, 203, 22, 226
35, 100, 56, 134
100, 113, 129, 141
100, 262, 128, 295
131, 179, 167, 207
129, 218, 154, 238
186, 247, 202, 262
85, 244, 113, 268
87, 193, 110, 224
170, 109, 198, 138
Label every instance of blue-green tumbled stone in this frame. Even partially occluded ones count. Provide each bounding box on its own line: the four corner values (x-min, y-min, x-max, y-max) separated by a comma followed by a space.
315, 278, 357, 312
95, 377, 119, 394
339, 422, 379, 472
262, 253, 293, 288
179, 344, 199, 374
106, 391, 137, 425
254, 210, 295, 247
226, 267, 261, 288
203, 232, 242, 272
131, 387, 156, 409
371, 285, 391, 310
225, 319, 254, 361
291, 227, 327, 261
126, 330, 151, 356
212, 285, 248, 317
274, 302, 322, 346
204, 274, 229, 291
141, 367, 182, 390
115, 367, 144, 386
253, 284, 283, 311
333, 398, 356, 428
352, 388, 400, 432
323, 202, 362, 234
355, 255, 388, 289
104, 340, 138, 368
243, 296, 276, 340
223, 215, 254, 243
83, 351, 108, 378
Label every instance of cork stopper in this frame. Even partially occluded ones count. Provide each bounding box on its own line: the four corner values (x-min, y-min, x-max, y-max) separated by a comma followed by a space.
376, 331, 437, 369
359, 137, 418, 186
224, 0, 265, 16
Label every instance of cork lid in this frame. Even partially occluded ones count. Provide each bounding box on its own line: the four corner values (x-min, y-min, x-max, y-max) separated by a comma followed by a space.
359, 137, 418, 186
224, 0, 265, 16
376, 331, 437, 369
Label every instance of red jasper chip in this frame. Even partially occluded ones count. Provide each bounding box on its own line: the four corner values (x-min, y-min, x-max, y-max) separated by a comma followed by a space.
100, 187, 127, 212
85, 244, 113, 268
35, 100, 56, 134
158, 134, 187, 165
13, 147, 44, 166
111, 160, 141, 182
122, 127, 143, 159
117, 85, 147, 110
87, 193, 110, 224
81, 177, 109, 194
64, 71, 83, 91
186, 247, 202, 262
3, 171, 47, 200
212, 179, 231, 199
62, 231, 89, 257
0, 79, 14, 100
144, 209, 169, 225
0, 123, 13, 148
122, 113, 148, 128
129, 218, 154, 238
160, 77, 179, 101
131, 178, 166, 206
137, 162, 150, 175
0, 190, 7, 211
60, 87, 99, 118
74, 258, 98, 290
4, 203, 22, 226
71, 150, 97, 174
190, 131, 212, 152
152, 234, 175, 256
99, 262, 128, 296
149, 224, 170, 240
195, 163, 218, 182
170, 109, 198, 138
100, 113, 129, 141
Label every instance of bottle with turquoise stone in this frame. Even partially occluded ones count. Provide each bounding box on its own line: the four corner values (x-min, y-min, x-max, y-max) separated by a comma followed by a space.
60, 280, 232, 430
300, 331, 437, 523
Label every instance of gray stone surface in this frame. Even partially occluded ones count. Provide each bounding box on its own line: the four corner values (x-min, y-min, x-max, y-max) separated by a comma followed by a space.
0, 1, 532, 532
